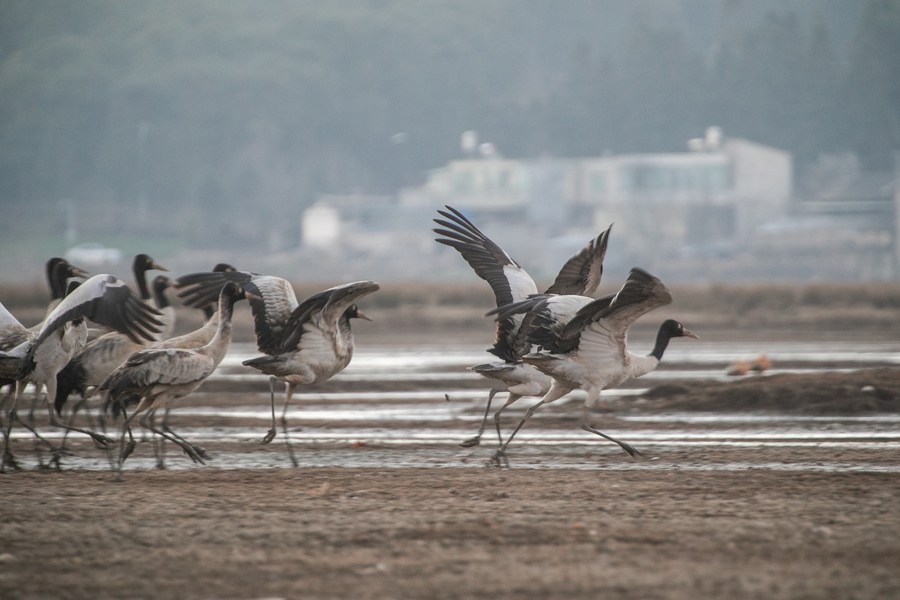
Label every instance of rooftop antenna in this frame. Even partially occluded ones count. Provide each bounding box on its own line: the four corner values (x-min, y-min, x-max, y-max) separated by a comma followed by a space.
460, 130, 478, 157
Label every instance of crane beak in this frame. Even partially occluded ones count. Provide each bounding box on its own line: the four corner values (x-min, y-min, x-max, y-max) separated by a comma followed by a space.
152, 261, 170, 272
682, 328, 700, 340
356, 310, 373, 322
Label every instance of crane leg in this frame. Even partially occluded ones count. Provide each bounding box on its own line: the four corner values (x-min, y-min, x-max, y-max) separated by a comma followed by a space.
460, 388, 501, 447
492, 393, 522, 446
490, 398, 547, 466
150, 410, 166, 469
281, 383, 299, 468
140, 412, 206, 465
161, 409, 208, 461
0, 382, 25, 472
47, 404, 112, 450
260, 376, 278, 444
579, 393, 642, 458
489, 383, 571, 467
580, 423, 642, 458
114, 405, 139, 481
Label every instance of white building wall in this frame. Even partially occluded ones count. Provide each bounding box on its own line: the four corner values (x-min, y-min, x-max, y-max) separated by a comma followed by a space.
724, 138, 792, 239
302, 203, 342, 250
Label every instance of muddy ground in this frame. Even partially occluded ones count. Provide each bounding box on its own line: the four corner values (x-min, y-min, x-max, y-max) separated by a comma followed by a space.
1, 367, 899, 599
2, 466, 898, 600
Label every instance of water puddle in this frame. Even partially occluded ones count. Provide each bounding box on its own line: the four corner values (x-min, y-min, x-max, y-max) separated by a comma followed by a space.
5, 340, 899, 474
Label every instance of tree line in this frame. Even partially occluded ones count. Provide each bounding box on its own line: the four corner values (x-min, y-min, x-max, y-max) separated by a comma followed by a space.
0, 0, 897, 251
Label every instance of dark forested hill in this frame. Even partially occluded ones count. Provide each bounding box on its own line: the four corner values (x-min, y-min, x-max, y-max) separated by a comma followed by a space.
0, 0, 896, 257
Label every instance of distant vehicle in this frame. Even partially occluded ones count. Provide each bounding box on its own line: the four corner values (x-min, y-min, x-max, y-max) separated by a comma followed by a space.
65, 243, 123, 266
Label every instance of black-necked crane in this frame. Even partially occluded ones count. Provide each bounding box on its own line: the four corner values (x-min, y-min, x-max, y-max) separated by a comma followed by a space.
41, 257, 90, 316
0, 256, 88, 410
44, 257, 69, 304
99, 281, 252, 474
176, 271, 379, 464
52, 253, 168, 415
101, 263, 236, 413
151, 275, 177, 341
487, 267, 698, 464
148, 263, 239, 355
55, 275, 179, 452
9, 259, 91, 427
176, 268, 300, 443
131, 253, 169, 302
433, 205, 612, 447
197, 263, 238, 321
0, 301, 32, 405
101, 263, 237, 468
0, 304, 30, 353
0, 274, 163, 471
176, 268, 301, 353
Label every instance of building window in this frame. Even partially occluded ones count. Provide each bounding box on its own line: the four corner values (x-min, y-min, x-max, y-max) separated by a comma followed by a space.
687, 204, 736, 240
627, 163, 732, 192
705, 165, 731, 190
453, 171, 474, 194
588, 171, 607, 194
496, 168, 510, 190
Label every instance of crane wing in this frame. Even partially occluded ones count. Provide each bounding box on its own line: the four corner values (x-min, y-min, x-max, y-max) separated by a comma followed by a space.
433, 205, 538, 306
35, 274, 163, 347
276, 281, 379, 355
0, 301, 28, 351
100, 348, 215, 400
176, 270, 299, 354
433, 205, 539, 362
562, 268, 673, 358
544, 224, 612, 297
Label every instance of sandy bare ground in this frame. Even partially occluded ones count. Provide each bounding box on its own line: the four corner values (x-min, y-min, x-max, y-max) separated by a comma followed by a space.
1, 465, 898, 600
1, 367, 899, 599
1, 322, 899, 600
3, 254, 900, 598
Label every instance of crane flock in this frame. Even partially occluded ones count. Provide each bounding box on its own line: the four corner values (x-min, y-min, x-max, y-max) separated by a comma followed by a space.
0, 206, 699, 474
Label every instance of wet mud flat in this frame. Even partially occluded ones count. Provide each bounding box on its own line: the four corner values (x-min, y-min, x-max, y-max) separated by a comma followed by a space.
1, 465, 898, 599
2, 419, 900, 596
1, 341, 899, 599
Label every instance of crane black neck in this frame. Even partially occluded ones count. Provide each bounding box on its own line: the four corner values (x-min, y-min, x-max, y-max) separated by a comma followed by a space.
215, 285, 244, 329
51, 261, 71, 300
135, 267, 151, 300
48, 259, 65, 299
153, 283, 170, 309
649, 320, 678, 361
218, 293, 237, 322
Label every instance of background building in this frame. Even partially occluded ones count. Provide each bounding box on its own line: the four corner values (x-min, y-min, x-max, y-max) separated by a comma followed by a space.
300, 129, 832, 282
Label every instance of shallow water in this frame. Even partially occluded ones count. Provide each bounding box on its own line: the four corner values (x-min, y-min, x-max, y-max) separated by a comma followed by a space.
6, 340, 900, 473
218, 340, 900, 385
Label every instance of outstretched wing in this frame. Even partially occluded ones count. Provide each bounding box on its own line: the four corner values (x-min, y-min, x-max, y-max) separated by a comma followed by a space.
558, 268, 673, 356
433, 205, 538, 362
0, 301, 28, 351
491, 294, 599, 355
433, 205, 538, 307
176, 270, 299, 354
544, 224, 612, 297
176, 270, 257, 309
276, 281, 380, 354
34, 274, 163, 347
